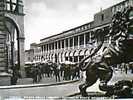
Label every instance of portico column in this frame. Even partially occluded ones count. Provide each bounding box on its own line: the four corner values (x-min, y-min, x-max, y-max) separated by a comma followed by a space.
90, 32, 91, 43
53, 42, 56, 62
46, 44, 48, 53
73, 37, 74, 49
40, 47, 42, 61
18, 37, 25, 77
72, 37, 74, 62
48, 44, 50, 60
60, 40, 62, 49
68, 38, 70, 49
78, 36, 80, 63
43, 45, 45, 59
60, 41, 62, 62
84, 34, 86, 48
41, 45, 43, 56
68, 38, 70, 61
54, 42, 56, 52
78, 35, 80, 49
48, 44, 50, 53
64, 39, 66, 50
46, 45, 48, 59
57, 41, 59, 50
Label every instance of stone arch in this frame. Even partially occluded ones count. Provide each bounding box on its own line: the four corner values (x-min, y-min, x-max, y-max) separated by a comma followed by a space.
5, 13, 24, 38
78, 50, 82, 55
5, 17, 20, 64
5, 16, 25, 74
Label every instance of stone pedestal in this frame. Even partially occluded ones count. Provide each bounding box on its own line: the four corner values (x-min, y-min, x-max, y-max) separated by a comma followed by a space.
0, 72, 12, 86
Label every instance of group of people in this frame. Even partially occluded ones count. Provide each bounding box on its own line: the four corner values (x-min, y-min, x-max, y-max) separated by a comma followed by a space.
26, 61, 80, 83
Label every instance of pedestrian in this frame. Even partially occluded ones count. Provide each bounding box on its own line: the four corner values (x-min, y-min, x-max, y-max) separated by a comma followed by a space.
60, 64, 64, 77
53, 63, 60, 82
11, 69, 21, 85
32, 66, 38, 83
63, 64, 68, 80
38, 66, 42, 82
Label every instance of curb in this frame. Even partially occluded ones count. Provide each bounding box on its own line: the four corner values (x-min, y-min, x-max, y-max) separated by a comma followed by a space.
66, 92, 80, 97
66, 92, 105, 97
0, 80, 79, 89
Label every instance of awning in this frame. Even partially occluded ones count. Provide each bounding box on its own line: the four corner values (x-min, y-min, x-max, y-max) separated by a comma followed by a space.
85, 48, 94, 56
74, 50, 79, 56
85, 49, 90, 56
50, 53, 54, 58
65, 51, 70, 57
79, 50, 86, 56
62, 51, 67, 58
69, 50, 76, 56
58, 52, 62, 59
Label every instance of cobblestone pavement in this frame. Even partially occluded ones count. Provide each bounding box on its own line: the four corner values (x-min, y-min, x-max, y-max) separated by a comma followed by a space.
17, 77, 63, 85
0, 70, 132, 97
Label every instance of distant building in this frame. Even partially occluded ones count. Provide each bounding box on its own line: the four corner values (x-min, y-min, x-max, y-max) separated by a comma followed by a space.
24, 43, 37, 63
30, 0, 133, 64
25, 49, 34, 63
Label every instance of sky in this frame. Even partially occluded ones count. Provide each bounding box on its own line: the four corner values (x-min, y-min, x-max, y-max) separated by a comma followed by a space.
23, 0, 124, 49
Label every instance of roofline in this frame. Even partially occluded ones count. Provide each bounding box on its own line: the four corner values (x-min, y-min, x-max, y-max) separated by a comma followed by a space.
40, 0, 126, 42
39, 22, 110, 46
40, 21, 94, 41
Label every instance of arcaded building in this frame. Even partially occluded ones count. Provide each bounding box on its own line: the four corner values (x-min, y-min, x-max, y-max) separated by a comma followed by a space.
32, 0, 133, 64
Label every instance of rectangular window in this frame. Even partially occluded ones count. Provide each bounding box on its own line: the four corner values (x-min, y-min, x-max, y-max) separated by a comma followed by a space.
90, 31, 95, 40
55, 42, 57, 49
52, 43, 54, 50
49, 44, 51, 50
62, 40, 64, 48
41, 46, 43, 52
86, 32, 90, 44
80, 34, 84, 45
65, 39, 68, 47
74, 36, 78, 46
70, 37, 73, 47
46, 44, 48, 51
58, 41, 61, 49
101, 14, 104, 21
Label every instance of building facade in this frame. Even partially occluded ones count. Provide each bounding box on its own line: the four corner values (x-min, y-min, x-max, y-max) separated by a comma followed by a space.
25, 43, 37, 63
31, 0, 133, 64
